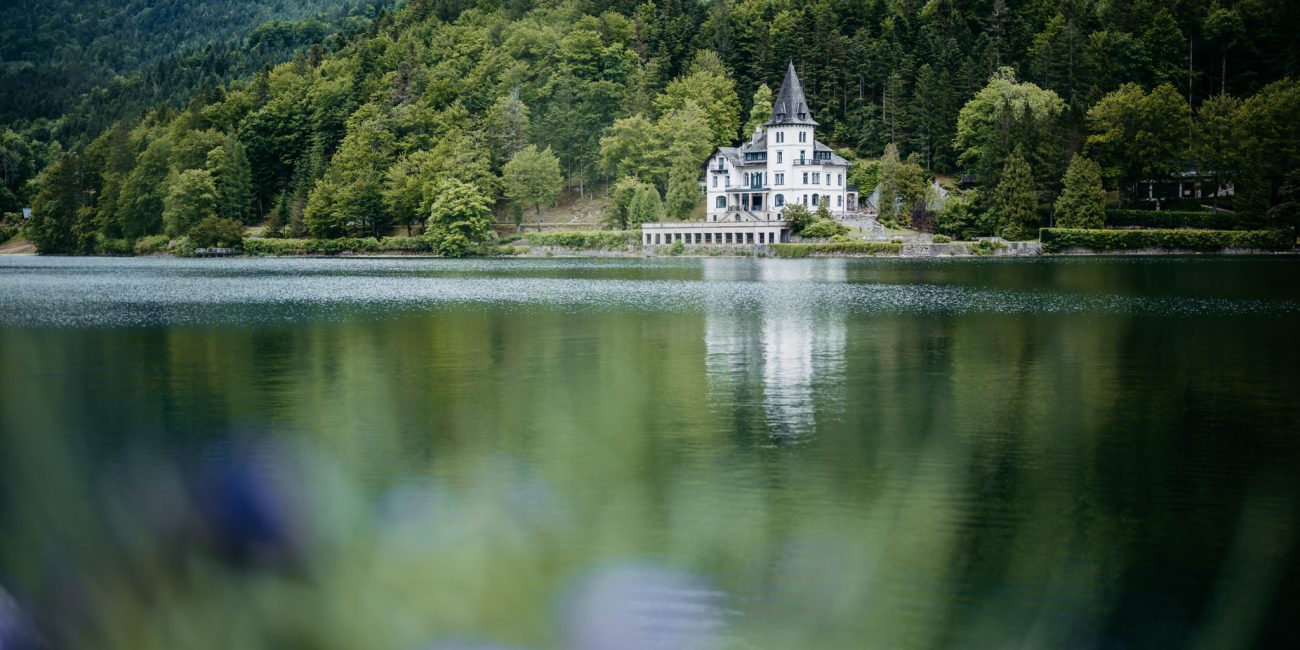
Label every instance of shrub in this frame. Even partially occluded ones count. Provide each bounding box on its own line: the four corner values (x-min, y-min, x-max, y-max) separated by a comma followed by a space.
94, 235, 134, 256
134, 234, 171, 254
188, 217, 245, 248
932, 234, 952, 243
1104, 209, 1253, 230
781, 204, 814, 233
770, 242, 903, 257
243, 237, 437, 256
668, 240, 685, 255
799, 218, 849, 238
971, 239, 1008, 255
1039, 228, 1293, 253
522, 231, 640, 250
169, 236, 197, 257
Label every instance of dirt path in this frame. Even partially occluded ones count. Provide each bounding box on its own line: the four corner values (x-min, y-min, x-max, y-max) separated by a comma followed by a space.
0, 239, 36, 255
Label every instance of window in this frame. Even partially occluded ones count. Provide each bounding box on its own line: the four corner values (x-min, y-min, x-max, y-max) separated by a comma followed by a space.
800, 150, 806, 162
775, 173, 784, 185
777, 151, 782, 163
812, 194, 819, 206
826, 174, 831, 186
712, 175, 717, 188
725, 176, 730, 187
837, 195, 843, 207
802, 172, 808, 184
743, 172, 749, 185
775, 194, 784, 206
802, 194, 807, 205
715, 196, 725, 208
776, 132, 784, 143
838, 174, 843, 186
813, 172, 820, 184
798, 131, 806, 143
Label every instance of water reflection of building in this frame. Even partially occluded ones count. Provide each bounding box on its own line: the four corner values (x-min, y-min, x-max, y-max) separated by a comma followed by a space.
702, 260, 848, 439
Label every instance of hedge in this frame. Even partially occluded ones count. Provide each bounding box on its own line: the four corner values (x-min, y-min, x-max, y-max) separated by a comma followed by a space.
1104, 209, 1252, 230
243, 237, 433, 256
522, 230, 640, 249
1040, 228, 1293, 253
770, 242, 904, 257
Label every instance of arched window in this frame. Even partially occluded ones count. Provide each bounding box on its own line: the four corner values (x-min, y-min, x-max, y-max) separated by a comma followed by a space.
715, 196, 726, 208
742, 172, 749, 185
812, 194, 819, 206
775, 194, 784, 207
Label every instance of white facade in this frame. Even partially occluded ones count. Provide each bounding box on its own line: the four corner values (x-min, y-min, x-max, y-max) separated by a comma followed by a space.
703, 63, 857, 224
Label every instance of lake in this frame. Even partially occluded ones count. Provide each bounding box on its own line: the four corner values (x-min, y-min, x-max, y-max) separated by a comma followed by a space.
1, 255, 1298, 649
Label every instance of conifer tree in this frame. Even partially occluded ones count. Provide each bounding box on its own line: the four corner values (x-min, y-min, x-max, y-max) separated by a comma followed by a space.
1054, 154, 1105, 228
994, 147, 1038, 240
743, 83, 772, 137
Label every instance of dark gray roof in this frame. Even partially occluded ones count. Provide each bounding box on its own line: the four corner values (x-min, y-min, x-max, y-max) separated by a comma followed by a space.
767, 62, 817, 126
814, 141, 850, 165
715, 147, 741, 165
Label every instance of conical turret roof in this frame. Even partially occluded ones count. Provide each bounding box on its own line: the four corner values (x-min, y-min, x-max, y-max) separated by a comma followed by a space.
767, 62, 817, 126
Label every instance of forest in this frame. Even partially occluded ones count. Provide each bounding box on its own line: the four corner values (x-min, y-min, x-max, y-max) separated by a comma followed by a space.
5, 0, 1300, 253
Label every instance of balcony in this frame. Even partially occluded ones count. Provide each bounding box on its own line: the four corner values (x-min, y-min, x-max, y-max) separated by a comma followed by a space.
725, 186, 769, 192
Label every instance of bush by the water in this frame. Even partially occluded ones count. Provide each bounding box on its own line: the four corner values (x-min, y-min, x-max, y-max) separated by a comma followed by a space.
133, 234, 171, 254
243, 237, 435, 256
932, 234, 952, 243
1040, 228, 1293, 253
188, 217, 245, 248
771, 242, 903, 257
1105, 210, 1252, 230
799, 218, 850, 238
523, 231, 640, 250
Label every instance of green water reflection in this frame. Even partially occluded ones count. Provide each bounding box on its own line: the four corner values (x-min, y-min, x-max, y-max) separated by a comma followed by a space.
0, 256, 1297, 649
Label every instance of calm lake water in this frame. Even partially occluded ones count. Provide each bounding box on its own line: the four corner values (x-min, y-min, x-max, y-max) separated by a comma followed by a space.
1, 255, 1298, 649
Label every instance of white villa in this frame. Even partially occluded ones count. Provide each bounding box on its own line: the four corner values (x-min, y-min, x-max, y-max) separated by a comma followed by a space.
642, 63, 859, 246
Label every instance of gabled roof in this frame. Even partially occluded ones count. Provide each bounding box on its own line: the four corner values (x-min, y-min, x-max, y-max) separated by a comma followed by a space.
814, 141, 850, 165
767, 62, 817, 126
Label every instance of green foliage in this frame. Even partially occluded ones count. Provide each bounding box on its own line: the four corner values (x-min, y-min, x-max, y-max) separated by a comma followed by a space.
876, 145, 926, 225
1039, 228, 1293, 253
600, 115, 661, 182
29, 153, 92, 254
1085, 83, 1191, 202
133, 234, 172, 255
1055, 155, 1106, 229
206, 137, 255, 224
626, 182, 665, 227
932, 234, 952, 243
664, 165, 700, 220
522, 231, 640, 250
850, 160, 880, 196
781, 203, 813, 234
1104, 210, 1247, 230
427, 179, 494, 257
653, 51, 740, 148
667, 239, 686, 255
994, 148, 1038, 240
484, 89, 533, 168
954, 68, 1065, 184
163, 169, 219, 239
800, 219, 849, 239
770, 242, 904, 257
188, 216, 246, 248
744, 83, 773, 137
243, 236, 434, 256
936, 193, 977, 239
504, 145, 563, 228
